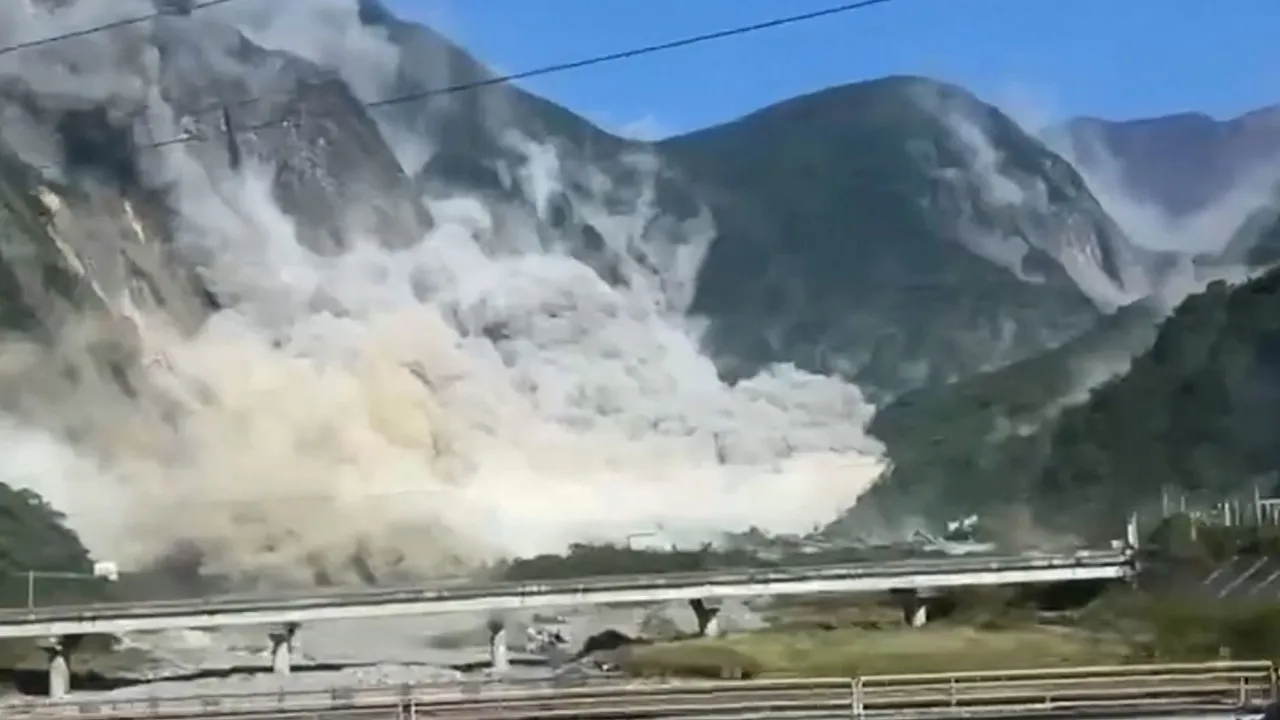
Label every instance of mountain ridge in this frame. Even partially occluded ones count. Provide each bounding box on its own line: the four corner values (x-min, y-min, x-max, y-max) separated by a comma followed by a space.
1060, 104, 1280, 232
661, 74, 1144, 397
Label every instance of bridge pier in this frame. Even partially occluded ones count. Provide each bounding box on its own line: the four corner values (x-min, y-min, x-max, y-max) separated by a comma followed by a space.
487, 617, 509, 672
891, 589, 930, 627
42, 634, 82, 699
268, 623, 297, 675
689, 598, 722, 637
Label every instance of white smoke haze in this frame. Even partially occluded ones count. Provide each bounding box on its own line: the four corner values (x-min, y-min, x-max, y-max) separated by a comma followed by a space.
1051, 128, 1277, 310
0, 0, 885, 585
1003, 88, 1274, 281
0, 0, 157, 103
1044, 124, 1280, 256
998, 85, 1280, 308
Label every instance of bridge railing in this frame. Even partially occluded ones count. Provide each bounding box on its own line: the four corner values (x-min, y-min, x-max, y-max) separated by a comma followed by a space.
4, 660, 1273, 718
0, 550, 1133, 618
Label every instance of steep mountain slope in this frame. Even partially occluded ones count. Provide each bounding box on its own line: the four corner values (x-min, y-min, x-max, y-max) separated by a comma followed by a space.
0, 3, 537, 581
661, 76, 1146, 397
0, 12, 424, 582
0, 1, 880, 586
266, 9, 1149, 398
0, 153, 106, 602
246, 0, 717, 318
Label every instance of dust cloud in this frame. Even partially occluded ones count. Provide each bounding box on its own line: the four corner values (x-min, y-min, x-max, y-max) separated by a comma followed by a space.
0, 0, 885, 585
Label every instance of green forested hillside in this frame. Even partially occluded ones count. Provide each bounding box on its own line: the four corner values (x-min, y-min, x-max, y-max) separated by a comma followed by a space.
1037, 272, 1280, 528
852, 256, 1280, 539
852, 301, 1158, 521
0, 485, 97, 607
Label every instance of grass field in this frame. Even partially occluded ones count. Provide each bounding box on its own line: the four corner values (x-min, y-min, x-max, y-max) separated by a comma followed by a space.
621, 624, 1132, 679
616, 589, 1191, 679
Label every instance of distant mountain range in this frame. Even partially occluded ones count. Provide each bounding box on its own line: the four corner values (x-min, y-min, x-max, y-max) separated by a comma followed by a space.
1062, 106, 1280, 219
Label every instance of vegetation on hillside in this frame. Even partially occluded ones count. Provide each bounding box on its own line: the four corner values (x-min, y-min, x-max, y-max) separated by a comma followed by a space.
1036, 270, 1280, 530
847, 301, 1159, 531
1142, 512, 1280, 562
858, 245, 1280, 537
0, 485, 100, 608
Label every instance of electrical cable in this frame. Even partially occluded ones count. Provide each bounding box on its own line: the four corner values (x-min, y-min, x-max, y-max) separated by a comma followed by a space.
365, 0, 901, 110
0, 0, 247, 59
8, 0, 903, 154
146, 0, 905, 150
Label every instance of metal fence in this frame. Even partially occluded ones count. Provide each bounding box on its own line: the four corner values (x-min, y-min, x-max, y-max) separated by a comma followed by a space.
6, 660, 1275, 719
1157, 483, 1280, 528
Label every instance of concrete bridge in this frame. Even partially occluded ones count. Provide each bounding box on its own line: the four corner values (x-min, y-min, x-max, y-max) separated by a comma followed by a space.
1, 549, 1133, 698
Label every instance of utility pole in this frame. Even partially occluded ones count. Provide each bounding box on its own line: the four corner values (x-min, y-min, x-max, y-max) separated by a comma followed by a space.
222, 106, 241, 171
19, 563, 118, 609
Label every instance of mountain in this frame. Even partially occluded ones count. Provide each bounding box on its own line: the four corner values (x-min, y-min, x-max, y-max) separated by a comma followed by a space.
343, 13, 1142, 398
839, 106, 1280, 538
1062, 106, 1280, 219
662, 76, 1145, 397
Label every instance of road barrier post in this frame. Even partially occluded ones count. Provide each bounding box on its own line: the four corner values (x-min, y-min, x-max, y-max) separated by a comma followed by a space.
849, 676, 863, 719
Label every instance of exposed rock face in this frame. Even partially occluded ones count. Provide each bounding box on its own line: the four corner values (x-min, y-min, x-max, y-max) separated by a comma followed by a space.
151, 16, 432, 255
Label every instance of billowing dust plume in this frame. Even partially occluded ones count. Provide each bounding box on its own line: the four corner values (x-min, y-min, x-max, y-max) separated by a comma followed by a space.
0, 1, 885, 585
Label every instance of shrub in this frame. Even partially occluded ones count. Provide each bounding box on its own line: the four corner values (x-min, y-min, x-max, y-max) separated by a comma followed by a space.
1143, 598, 1280, 661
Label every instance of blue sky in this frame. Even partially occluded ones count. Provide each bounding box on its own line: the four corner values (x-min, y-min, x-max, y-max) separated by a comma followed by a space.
388, 0, 1280, 139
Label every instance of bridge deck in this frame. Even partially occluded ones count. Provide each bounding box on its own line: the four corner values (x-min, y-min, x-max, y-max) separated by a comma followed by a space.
0, 551, 1132, 638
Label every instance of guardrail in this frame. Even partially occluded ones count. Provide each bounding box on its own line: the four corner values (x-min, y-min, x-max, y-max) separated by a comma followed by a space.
0, 552, 1134, 639
6, 660, 1274, 719
0, 551, 1132, 619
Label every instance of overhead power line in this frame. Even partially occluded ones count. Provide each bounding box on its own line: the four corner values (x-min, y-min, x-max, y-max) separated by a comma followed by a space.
146, 0, 904, 151
13, 0, 904, 161
363, 0, 901, 110
0, 0, 246, 59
